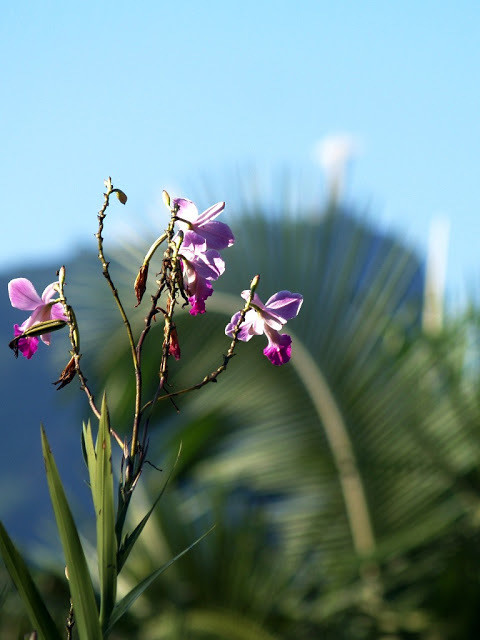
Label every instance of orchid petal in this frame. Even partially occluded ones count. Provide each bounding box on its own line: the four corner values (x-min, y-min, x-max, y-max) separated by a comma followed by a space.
173, 198, 198, 223
29, 304, 55, 325
225, 309, 261, 342
182, 230, 207, 253
14, 325, 39, 359
195, 201, 225, 225
8, 278, 42, 311
41, 282, 59, 303
188, 279, 213, 315
9, 277, 68, 357
263, 328, 292, 366
193, 220, 235, 250
181, 249, 225, 282
240, 291, 267, 310
50, 302, 68, 322
231, 289, 301, 365
264, 291, 304, 322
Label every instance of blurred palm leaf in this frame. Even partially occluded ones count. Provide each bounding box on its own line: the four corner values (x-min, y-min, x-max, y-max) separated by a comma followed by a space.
69, 197, 480, 636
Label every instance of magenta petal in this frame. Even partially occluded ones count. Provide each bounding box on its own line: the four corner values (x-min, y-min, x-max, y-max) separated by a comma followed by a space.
14, 324, 40, 359
18, 336, 39, 359
263, 332, 292, 366
8, 278, 42, 311
188, 279, 213, 315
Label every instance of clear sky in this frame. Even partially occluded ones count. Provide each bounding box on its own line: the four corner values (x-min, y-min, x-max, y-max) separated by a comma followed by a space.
2, 1, 479, 304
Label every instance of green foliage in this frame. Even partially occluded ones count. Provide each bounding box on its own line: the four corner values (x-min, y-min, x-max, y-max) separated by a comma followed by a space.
41, 425, 103, 640
95, 397, 117, 630
0, 523, 61, 640
75, 201, 480, 638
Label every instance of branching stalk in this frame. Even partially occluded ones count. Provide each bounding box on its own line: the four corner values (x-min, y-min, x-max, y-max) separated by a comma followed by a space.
96, 178, 142, 452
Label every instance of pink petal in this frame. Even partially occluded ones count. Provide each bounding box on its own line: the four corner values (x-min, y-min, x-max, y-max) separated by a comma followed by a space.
41, 282, 59, 303
8, 278, 42, 311
173, 198, 199, 222
50, 302, 68, 322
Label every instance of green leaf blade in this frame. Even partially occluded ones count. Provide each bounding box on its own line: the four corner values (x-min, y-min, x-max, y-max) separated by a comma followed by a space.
0, 522, 62, 640
117, 443, 182, 572
95, 395, 117, 630
107, 525, 214, 634
82, 420, 96, 503
41, 425, 102, 640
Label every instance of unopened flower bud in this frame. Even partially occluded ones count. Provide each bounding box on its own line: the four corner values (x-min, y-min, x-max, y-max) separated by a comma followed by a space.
58, 265, 66, 289
169, 326, 181, 361
162, 190, 171, 209
134, 263, 149, 307
250, 274, 260, 292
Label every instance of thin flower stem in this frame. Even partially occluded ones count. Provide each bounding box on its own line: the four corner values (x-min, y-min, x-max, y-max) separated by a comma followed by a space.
158, 232, 183, 390
142, 279, 257, 410
66, 600, 75, 640
96, 178, 142, 449
142, 231, 168, 265
130, 209, 181, 459
57, 268, 101, 419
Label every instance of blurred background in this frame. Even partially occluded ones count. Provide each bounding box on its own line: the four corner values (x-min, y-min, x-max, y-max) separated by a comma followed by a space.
2, 2, 480, 638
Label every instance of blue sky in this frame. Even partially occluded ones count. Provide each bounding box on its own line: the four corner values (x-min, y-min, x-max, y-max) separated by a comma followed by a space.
2, 2, 479, 303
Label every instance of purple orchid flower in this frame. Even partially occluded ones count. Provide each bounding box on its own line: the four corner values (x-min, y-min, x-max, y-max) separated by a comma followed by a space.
180, 231, 225, 315
225, 290, 303, 365
173, 197, 234, 251
8, 278, 68, 359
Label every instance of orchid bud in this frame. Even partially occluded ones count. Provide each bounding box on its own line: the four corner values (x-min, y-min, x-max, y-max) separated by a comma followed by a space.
58, 265, 66, 289
134, 263, 149, 307
162, 190, 171, 209
169, 327, 181, 361
250, 274, 260, 292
